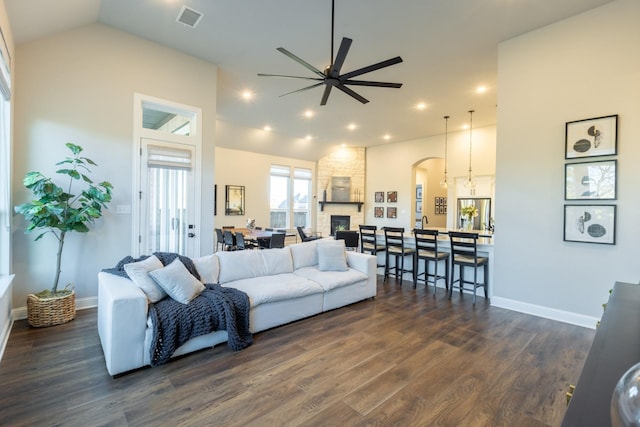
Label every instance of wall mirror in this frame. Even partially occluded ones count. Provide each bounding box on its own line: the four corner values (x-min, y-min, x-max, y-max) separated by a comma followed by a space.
225, 185, 244, 215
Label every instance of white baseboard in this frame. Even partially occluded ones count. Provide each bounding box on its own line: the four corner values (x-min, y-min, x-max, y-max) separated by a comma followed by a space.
491, 296, 599, 330
11, 296, 98, 321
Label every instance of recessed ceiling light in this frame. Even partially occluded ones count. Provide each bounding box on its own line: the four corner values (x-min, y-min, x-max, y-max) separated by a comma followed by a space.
416, 102, 427, 110
304, 110, 314, 118
383, 134, 391, 140
241, 90, 253, 100
263, 125, 272, 132
476, 85, 487, 94
305, 135, 313, 140
462, 124, 469, 130
347, 123, 357, 131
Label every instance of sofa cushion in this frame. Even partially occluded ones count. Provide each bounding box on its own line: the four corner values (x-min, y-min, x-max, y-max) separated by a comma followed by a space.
294, 266, 368, 292
192, 254, 220, 284
260, 247, 294, 276
124, 255, 167, 303
149, 258, 205, 304
224, 273, 323, 306
317, 240, 348, 272
289, 240, 319, 270
217, 250, 266, 284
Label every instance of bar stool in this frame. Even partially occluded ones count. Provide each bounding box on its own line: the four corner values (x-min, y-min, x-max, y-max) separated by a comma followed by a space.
383, 227, 414, 286
359, 225, 386, 267
448, 231, 489, 304
413, 228, 449, 294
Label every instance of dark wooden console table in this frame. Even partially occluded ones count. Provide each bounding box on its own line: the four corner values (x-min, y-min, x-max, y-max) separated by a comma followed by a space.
562, 281, 640, 427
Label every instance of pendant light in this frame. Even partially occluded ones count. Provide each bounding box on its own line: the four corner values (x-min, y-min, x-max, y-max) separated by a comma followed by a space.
440, 115, 450, 188
464, 109, 476, 189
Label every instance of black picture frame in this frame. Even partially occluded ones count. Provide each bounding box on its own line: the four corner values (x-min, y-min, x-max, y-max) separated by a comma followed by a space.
374, 207, 384, 218
564, 204, 616, 245
374, 191, 384, 203
387, 207, 397, 219
565, 159, 616, 200
214, 184, 217, 216
225, 185, 245, 216
387, 191, 397, 203
565, 114, 618, 159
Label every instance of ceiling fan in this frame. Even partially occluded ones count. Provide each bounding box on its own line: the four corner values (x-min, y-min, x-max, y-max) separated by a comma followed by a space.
258, 0, 403, 105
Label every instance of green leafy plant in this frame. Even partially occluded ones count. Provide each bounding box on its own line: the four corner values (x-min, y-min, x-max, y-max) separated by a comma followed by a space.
15, 143, 113, 297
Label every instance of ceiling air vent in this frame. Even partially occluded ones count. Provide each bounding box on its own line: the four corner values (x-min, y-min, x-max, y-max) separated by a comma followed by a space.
176, 5, 203, 28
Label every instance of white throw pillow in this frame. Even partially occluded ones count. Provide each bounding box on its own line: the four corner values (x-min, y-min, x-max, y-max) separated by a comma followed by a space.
192, 254, 220, 284
289, 240, 319, 269
124, 255, 167, 303
317, 240, 348, 272
261, 247, 294, 275
149, 258, 205, 304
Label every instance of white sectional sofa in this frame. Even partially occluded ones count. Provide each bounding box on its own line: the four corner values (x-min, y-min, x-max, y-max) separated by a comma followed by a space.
98, 239, 376, 376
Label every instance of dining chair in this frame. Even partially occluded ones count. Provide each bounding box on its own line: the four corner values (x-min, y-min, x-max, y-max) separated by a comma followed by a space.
448, 231, 489, 304
235, 231, 257, 250
335, 230, 359, 251
413, 228, 449, 294
297, 226, 321, 242
214, 228, 225, 252
268, 232, 286, 249
383, 227, 414, 286
222, 230, 236, 251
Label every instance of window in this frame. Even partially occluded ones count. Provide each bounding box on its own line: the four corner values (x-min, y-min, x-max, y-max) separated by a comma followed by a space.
293, 168, 312, 227
270, 165, 289, 228
270, 165, 313, 229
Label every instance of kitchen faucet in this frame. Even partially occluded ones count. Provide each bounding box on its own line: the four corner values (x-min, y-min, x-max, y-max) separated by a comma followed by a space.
421, 215, 428, 229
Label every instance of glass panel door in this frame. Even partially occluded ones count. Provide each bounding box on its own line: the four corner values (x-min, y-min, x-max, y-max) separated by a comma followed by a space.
140, 138, 195, 256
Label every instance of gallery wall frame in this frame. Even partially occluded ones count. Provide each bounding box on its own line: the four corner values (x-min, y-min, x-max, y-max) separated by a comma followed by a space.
374, 191, 384, 203
565, 114, 618, 159
387, 191, 398, 203
565, 159, 616, 200
387, 207, 397, 219
225, 185, 245, 216
564, 204, 616, 245
374, 207, 384, 218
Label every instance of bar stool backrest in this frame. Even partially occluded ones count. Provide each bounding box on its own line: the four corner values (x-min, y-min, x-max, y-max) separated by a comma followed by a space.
413, 228, 439, 255
383, 227, 406, 253
359, 225, 378, 252
448, 231, 480, 262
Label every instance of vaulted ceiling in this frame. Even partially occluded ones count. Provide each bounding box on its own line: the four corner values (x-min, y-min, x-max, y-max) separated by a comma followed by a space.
6, 0, 615, 160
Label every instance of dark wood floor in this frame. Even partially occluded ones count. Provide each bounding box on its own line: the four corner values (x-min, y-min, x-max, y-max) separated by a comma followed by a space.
1, 276, 595, 427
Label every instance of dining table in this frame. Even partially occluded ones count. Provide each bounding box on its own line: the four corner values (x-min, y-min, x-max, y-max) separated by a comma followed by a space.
230, 228, 296, 246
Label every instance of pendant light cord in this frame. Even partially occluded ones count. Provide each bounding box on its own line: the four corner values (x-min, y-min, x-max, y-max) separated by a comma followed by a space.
468, 110, 474, 175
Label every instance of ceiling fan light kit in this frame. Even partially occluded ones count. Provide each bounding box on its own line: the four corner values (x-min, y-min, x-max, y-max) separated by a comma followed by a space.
258, 0, 403, 105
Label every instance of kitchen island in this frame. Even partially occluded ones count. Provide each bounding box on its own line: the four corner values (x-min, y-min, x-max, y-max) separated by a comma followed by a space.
373, 228, 494, 298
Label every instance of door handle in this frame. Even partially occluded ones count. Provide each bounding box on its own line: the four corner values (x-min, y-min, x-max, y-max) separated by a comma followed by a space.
188, 233, 195, 238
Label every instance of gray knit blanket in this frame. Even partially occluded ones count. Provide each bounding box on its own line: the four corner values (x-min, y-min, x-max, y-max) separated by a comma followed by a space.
103, 252, 253, 367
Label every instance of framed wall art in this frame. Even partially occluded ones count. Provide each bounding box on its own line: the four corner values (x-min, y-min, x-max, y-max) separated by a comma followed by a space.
374, 207, 384, 218
565, 114, 618, 159
565, 159, 616, 200
225, 185, 245, 216
387, 191, 397, 203
387, 207, 397, 219
564, 204, 616, 245
374, 191, 384, 203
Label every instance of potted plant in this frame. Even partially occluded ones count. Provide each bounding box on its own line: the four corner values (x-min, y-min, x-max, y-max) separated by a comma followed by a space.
15, 142, 113, 327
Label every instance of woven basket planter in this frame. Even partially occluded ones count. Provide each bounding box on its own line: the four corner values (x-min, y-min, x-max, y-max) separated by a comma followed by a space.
27, 291, 76, 327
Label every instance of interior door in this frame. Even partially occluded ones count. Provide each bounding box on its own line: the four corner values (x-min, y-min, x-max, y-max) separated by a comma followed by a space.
139, 138, 196, 257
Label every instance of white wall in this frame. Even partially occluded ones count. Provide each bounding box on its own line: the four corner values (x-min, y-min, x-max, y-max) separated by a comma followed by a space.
214, 146, 316, 230
494, 0, 640, 324
11, 23, 217, 308
366, 125, 496, 231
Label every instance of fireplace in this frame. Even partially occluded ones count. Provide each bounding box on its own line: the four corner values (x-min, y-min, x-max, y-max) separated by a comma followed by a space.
330, 215, 351, 236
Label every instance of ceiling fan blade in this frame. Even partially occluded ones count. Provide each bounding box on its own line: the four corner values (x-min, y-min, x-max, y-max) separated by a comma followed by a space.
340, 56, 403, 80
334, 84, 369, 104
342, 80, 403, 88
276, 47, 326, 78
320, 85, 333, 105
278, 82, 325, 98
329, 37, 352, 77
258, 73, 324, 81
